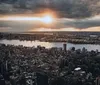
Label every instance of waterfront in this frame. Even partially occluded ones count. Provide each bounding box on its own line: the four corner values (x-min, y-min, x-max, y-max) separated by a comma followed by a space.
0, 39, 100, 51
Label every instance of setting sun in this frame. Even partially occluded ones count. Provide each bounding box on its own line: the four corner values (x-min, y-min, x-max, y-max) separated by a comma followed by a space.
41, 15, 53, 24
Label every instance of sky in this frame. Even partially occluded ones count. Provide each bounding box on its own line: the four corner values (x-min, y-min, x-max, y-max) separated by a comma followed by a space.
0, 0, 100, 32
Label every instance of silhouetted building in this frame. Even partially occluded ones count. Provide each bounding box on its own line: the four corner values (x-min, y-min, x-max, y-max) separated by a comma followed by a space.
63, 43, 67, 52
96, 77, 100, 85
0, 74, 5, 85
36, 72, 48, 85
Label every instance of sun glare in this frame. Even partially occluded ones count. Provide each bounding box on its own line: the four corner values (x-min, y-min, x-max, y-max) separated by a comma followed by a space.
41, 15, 53, 24
0, 14, 54, 24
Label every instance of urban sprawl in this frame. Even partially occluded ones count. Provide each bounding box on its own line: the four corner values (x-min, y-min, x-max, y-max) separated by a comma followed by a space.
0, 32, 100, 85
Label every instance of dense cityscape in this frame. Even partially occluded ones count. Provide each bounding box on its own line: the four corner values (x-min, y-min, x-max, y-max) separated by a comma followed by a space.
0, 0, 100, 85
0, 32, 100, 85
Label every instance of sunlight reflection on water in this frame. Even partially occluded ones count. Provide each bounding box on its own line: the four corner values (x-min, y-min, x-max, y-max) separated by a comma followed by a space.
0, 39, 100, 51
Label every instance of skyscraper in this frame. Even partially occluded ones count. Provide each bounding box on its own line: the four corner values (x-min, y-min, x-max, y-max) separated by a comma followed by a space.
96, 77, 100, 85
36, 72, 48, 85
63, 43, 67, 52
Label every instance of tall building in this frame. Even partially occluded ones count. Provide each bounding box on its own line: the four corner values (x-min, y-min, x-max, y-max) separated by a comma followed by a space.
63, 43, 67, 52
0, 74, 5, 85
36, 72, 48, 85
96, 77, 100, 85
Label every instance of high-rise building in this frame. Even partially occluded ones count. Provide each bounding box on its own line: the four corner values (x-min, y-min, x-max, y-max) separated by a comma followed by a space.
63, 43, 67, 52
36, 72, 48, 85
96, 77, 100, 85
0, 74, 5, 85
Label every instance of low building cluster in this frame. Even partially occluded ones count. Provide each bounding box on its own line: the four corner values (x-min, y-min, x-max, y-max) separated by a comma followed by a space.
0, 44, 100, 85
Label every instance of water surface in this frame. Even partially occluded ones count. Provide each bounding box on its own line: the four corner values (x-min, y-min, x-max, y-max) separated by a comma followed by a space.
0, 39, 100, 51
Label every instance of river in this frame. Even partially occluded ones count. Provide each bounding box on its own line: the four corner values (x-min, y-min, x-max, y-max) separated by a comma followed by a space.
0, 39, 100, 51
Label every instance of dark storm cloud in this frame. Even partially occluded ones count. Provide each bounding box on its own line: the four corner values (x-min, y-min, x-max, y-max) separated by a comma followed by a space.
55, 16, 100, 29
0, 0, 100, 18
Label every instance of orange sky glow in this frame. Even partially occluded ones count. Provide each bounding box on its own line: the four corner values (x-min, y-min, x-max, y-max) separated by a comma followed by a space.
0, 12, 100, 32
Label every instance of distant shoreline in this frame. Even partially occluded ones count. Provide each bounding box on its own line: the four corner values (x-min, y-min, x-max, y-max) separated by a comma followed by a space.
0, 32, 100, 44
0, 39, 100, 45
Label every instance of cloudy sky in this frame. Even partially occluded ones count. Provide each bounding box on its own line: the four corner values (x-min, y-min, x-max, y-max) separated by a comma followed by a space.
0, 0, 100, 32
